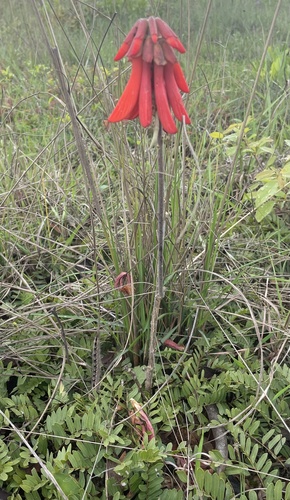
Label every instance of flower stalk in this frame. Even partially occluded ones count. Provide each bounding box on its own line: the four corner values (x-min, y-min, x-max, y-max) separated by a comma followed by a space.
109, 17, 190, 389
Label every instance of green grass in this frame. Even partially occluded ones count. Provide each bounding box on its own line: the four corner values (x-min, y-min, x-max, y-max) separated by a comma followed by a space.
1, 0, 290, 499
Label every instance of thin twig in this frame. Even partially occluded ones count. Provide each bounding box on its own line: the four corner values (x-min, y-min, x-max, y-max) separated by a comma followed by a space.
51, 307, 70, 361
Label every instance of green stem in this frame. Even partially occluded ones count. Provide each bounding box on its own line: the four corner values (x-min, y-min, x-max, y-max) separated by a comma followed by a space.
157, 122, 164, 299
145, 121, 164, 392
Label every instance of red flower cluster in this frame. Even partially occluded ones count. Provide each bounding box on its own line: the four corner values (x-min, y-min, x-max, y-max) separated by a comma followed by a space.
108, 17, 191, 134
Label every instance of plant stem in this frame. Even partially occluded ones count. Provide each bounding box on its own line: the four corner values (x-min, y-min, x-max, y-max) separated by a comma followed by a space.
145, 294, 161, 392
157, 122, 165, 300
145, 121, 164, 392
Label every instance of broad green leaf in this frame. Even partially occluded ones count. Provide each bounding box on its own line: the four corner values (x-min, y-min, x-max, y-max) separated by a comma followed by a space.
262, 429, 276, 445
256, 169, 277, 182
266, 483, 275, 500
281, 162, 290, 177
248, 490, 257, 500
273, 384, 290, 400
274, 480, 284, 500
255, 201, 275, 222
249, 443, 259, 464
176, 469, 187, 483
54, 472, 83, 496
285, 481, 290, 500
255, 180, 279, 207
195, 467, 205, 489
256, 453, 268, 471
270, 55, 283, 78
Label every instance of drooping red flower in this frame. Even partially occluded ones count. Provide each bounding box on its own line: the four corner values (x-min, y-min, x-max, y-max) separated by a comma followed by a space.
108, 17, 190, 134
130, 398, 155, 442
114, 271, 132, 296
163, 339, 185, 351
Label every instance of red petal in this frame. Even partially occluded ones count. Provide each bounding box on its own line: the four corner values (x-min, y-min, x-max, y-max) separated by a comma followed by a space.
164, 63, 191, 124
173, 62, 190, 93
154, 64, 177, 134
166, 36, 186, 53
155, 18, 186, 53
126, 100, 139, 120
114, 42, 130, 61
126, 18, 148, 58
108, 57, 142, 122
114, 21, 139, 61
148, 17, 158, 43
139, 61, 152, 127
126, 37, 143, 59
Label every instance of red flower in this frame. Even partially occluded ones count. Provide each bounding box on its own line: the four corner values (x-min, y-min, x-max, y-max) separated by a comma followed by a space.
163, 339, 185, 351
108, 17, 190, 134
130, 398, 155, 442
114, 272, 132, 296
